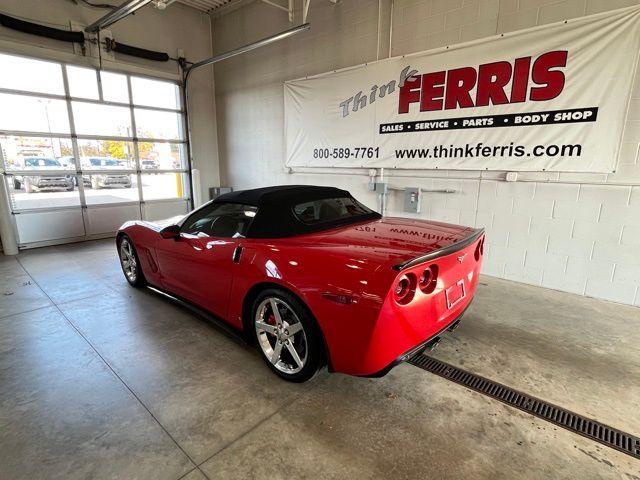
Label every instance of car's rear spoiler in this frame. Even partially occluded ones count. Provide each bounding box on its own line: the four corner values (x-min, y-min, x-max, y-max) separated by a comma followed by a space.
392, 228, 485, 271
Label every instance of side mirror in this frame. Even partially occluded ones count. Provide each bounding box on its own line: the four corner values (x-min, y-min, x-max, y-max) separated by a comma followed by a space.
159, 224, 180, 240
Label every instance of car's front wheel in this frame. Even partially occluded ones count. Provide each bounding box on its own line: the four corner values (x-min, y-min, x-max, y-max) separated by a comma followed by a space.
118, 235, 146, 287
252, 289, 325, 382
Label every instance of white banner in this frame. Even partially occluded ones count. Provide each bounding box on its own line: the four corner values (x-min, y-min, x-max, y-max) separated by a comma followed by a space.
285, 6, 640, 172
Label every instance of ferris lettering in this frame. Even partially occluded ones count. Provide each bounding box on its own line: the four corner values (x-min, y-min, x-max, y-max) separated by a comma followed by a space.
398, 50, 568, 114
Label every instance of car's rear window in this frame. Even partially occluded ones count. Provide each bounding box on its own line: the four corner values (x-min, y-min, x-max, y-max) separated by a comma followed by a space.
292, 197, 374, 225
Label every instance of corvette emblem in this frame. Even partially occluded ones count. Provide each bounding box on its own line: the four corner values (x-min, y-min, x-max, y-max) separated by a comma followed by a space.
457, 254, 466, 263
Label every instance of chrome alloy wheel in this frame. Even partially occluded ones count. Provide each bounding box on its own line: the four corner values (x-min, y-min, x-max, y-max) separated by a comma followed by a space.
119, 238, 137, 283
255, 297, 308, 374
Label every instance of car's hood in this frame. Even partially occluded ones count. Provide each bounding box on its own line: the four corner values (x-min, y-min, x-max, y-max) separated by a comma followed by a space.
150, 215, 186, 229
24, 166, 68, 172
285, 217, 477, 269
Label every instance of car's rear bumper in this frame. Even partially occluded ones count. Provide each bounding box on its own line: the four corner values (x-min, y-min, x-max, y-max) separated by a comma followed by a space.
358, 301, 471, 378
334, 232, 483, 377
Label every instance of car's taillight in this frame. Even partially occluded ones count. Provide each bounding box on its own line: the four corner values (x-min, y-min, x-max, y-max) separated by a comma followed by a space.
394, 273, 416, 304
474, 237, 485, 261
419, 264, 439, 294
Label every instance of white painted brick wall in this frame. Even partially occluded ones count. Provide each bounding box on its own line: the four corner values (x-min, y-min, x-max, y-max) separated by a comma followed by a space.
213, 0, 640, 306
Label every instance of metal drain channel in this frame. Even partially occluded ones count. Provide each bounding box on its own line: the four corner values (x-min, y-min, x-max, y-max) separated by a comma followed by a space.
408, 354, 640, 460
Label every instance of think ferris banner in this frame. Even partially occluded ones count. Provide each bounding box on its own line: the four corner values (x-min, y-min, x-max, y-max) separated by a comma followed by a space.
284, 6, 640, 172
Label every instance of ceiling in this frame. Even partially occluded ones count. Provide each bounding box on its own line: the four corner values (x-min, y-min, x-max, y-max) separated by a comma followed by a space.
175, 0, 240, 13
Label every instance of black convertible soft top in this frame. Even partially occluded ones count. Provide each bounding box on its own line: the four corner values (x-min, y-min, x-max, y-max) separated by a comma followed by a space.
214, 185, 381, 238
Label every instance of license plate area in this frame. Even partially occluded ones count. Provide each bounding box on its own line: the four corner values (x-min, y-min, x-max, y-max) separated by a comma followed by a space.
445, 279, 466, 309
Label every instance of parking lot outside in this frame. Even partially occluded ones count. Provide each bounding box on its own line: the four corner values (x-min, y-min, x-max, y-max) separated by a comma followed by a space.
6, 173, 184, 209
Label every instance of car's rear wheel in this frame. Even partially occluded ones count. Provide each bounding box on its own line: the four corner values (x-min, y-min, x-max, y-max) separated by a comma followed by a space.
118, 235, 146, 287
252, 289, 324, 382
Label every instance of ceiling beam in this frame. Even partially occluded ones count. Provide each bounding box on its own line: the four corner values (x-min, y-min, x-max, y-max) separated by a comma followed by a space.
185, 22, 310, 77
85, 0, 153, 33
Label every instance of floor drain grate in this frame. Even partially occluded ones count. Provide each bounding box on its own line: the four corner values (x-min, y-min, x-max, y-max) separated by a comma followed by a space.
408, 354, 640, 460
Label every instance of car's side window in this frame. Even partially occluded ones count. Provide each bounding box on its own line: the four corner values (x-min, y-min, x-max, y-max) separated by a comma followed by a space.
181, 202, 257, 238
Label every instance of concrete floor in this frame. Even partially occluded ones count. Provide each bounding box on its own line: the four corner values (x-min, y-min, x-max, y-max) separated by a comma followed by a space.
1, 239, 639, 480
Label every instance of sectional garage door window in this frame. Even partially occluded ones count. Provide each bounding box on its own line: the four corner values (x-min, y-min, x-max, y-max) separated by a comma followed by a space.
0, 52, 190, 247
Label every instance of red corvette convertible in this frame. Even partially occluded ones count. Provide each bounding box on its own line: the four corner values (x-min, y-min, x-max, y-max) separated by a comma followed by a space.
117, 185, 484, 382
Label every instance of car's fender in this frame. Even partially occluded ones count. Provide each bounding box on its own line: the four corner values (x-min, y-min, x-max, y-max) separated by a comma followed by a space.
117, 222, 164, 286
228, 240, 398, 373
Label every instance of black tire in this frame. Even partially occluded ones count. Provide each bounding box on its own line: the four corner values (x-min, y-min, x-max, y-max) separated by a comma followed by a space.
117, 234, 146, 288
251, 288, 325, 383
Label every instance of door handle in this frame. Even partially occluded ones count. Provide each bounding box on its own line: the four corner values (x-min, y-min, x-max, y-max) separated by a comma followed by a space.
232, 245, 243, 263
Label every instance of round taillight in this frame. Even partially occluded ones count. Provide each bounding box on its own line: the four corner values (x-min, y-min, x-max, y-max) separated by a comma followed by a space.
420, 268, 432, 287
396, 278, 409, 295
474, 237, 485, 261
419, 264, 439, 294
394, 274, 416, 304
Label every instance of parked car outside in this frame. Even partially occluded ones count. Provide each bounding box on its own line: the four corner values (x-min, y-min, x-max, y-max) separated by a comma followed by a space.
80, 157, 133, 189
57, 156, 79, 185
13, 157, 74, 193
141, 159, 160, 170
57, 156, 77, 169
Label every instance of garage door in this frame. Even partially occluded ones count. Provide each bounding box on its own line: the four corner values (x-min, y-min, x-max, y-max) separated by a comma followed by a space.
0, 52, 190, 248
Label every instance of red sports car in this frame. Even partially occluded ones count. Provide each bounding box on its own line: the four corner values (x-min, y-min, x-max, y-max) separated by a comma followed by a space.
117, 185, 484, 382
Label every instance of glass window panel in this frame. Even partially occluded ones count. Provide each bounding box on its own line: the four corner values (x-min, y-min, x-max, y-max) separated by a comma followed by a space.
135, 109, 183, 140
182, 203, 256, 238
100, 71, 129, 103
1, 136, 75, 171
131, 76, 179, 109
67, 65, 99, 100
0, 93, 70, 133
6, 173, 79, 210
77, 139, 135, 170
139, 142, 185, 170
0, 53, 64, 95
78, 138, 137, 205
83, 173, 138, 205
72, 102, 131, 137
141, 172, 186, 201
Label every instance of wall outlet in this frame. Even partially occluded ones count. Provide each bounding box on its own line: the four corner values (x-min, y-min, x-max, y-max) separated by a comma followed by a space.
403, 187, 421, 213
